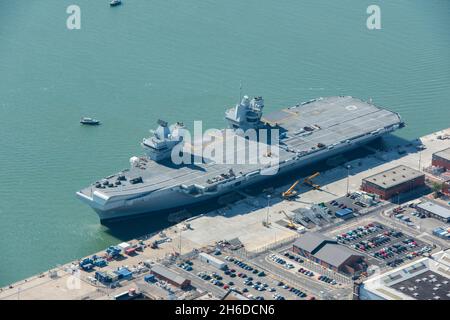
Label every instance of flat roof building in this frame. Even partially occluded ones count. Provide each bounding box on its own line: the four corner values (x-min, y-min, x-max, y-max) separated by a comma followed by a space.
361, 165, 425, 200
416, 201, 450, 223
292, 232, 366, 276
199, 252, 226, 270
432, 147, 450, 171
150, 265, 191, 289
359, 250, 450, 300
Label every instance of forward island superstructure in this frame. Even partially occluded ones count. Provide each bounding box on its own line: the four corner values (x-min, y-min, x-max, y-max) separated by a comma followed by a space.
76, 96, 404, 222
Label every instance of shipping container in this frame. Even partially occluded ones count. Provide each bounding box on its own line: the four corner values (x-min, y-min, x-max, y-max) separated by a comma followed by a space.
93, 258, 107, 267
125, 247, 136, 255
335, 208, 353, 218
118, 242, 131, 251
144, 274, 155, 283
114, 267, 133, 280
199, 252, 226, 270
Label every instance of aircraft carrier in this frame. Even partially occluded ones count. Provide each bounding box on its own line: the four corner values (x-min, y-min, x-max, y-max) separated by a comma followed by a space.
76, 95, 404, 222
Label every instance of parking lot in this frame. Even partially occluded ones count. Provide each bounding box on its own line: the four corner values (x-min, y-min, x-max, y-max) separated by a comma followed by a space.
388, 202, 450, 235
267, 252, 345, 287
174, 252, 312, 300
247, 250, 353, 299
333, 221, 432, 268
293, 192, 384, 231
324, 192, 382, 219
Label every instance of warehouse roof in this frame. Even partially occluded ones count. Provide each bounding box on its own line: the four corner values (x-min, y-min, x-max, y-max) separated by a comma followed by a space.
314, 243, 363, 267
362, 251, 450, 300
434, 147, 450, 161
293, 232, 337, 254
363, 165, 424, 189
151, 265, 188, 286
199, 252, 226, 266
293, 233, 363, 268
417, 202, 450, 220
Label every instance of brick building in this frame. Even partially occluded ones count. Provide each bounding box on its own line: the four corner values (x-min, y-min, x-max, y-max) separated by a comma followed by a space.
292, 233, 366, 276
150, 265, 191, 289
416, 202, 450, 223
444, 181, 450, 195
432, 147, 450, 171
361, 165, 425, 200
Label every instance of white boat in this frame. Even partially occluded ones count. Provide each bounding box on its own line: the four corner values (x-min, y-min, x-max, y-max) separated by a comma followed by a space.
80, 117, 100, 125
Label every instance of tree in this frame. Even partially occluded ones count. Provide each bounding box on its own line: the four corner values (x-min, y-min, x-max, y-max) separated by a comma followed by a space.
432, 182, 443, 198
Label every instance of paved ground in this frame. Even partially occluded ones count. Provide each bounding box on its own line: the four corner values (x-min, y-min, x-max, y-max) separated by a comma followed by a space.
2, 128, 450, 300
249, 251, 352, 300
390, 201, 450, 237
180, 254, 309, 300
332, 221, 431, 268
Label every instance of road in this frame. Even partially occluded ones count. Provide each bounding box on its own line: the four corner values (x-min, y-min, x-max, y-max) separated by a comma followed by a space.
249, 252, 352, 299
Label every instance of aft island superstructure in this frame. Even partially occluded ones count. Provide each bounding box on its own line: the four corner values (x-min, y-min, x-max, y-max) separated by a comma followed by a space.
76, 96, 404, 222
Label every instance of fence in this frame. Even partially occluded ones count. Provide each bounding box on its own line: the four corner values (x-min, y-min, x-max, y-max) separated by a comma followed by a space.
226, 234, 301, 259
300, 258, 352, 285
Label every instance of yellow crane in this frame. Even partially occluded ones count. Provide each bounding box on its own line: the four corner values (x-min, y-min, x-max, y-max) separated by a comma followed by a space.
282, 172, 321, 200
282, 180, 300, 199
303, 172, 321, 190
280, 210, 297, 230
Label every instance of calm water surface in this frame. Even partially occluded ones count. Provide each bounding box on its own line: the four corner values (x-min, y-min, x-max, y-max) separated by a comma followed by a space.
0, 0, 449, 285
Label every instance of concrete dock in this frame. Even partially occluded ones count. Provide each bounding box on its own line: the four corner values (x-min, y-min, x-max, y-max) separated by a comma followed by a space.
1, 128, 450, 300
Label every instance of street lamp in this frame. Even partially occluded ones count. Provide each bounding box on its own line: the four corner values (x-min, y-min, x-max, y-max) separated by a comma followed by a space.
179, 228, 182, 256
418, 151, 422, 171
266, 194, 271, 226
346, 165, 351, 195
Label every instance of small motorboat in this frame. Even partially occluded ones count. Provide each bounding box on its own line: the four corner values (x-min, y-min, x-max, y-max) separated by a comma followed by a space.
110, 0, 122, 7
80, 117, 100, 125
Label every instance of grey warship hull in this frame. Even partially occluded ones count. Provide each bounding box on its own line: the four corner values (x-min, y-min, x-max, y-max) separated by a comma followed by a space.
77, 96, 404, 222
